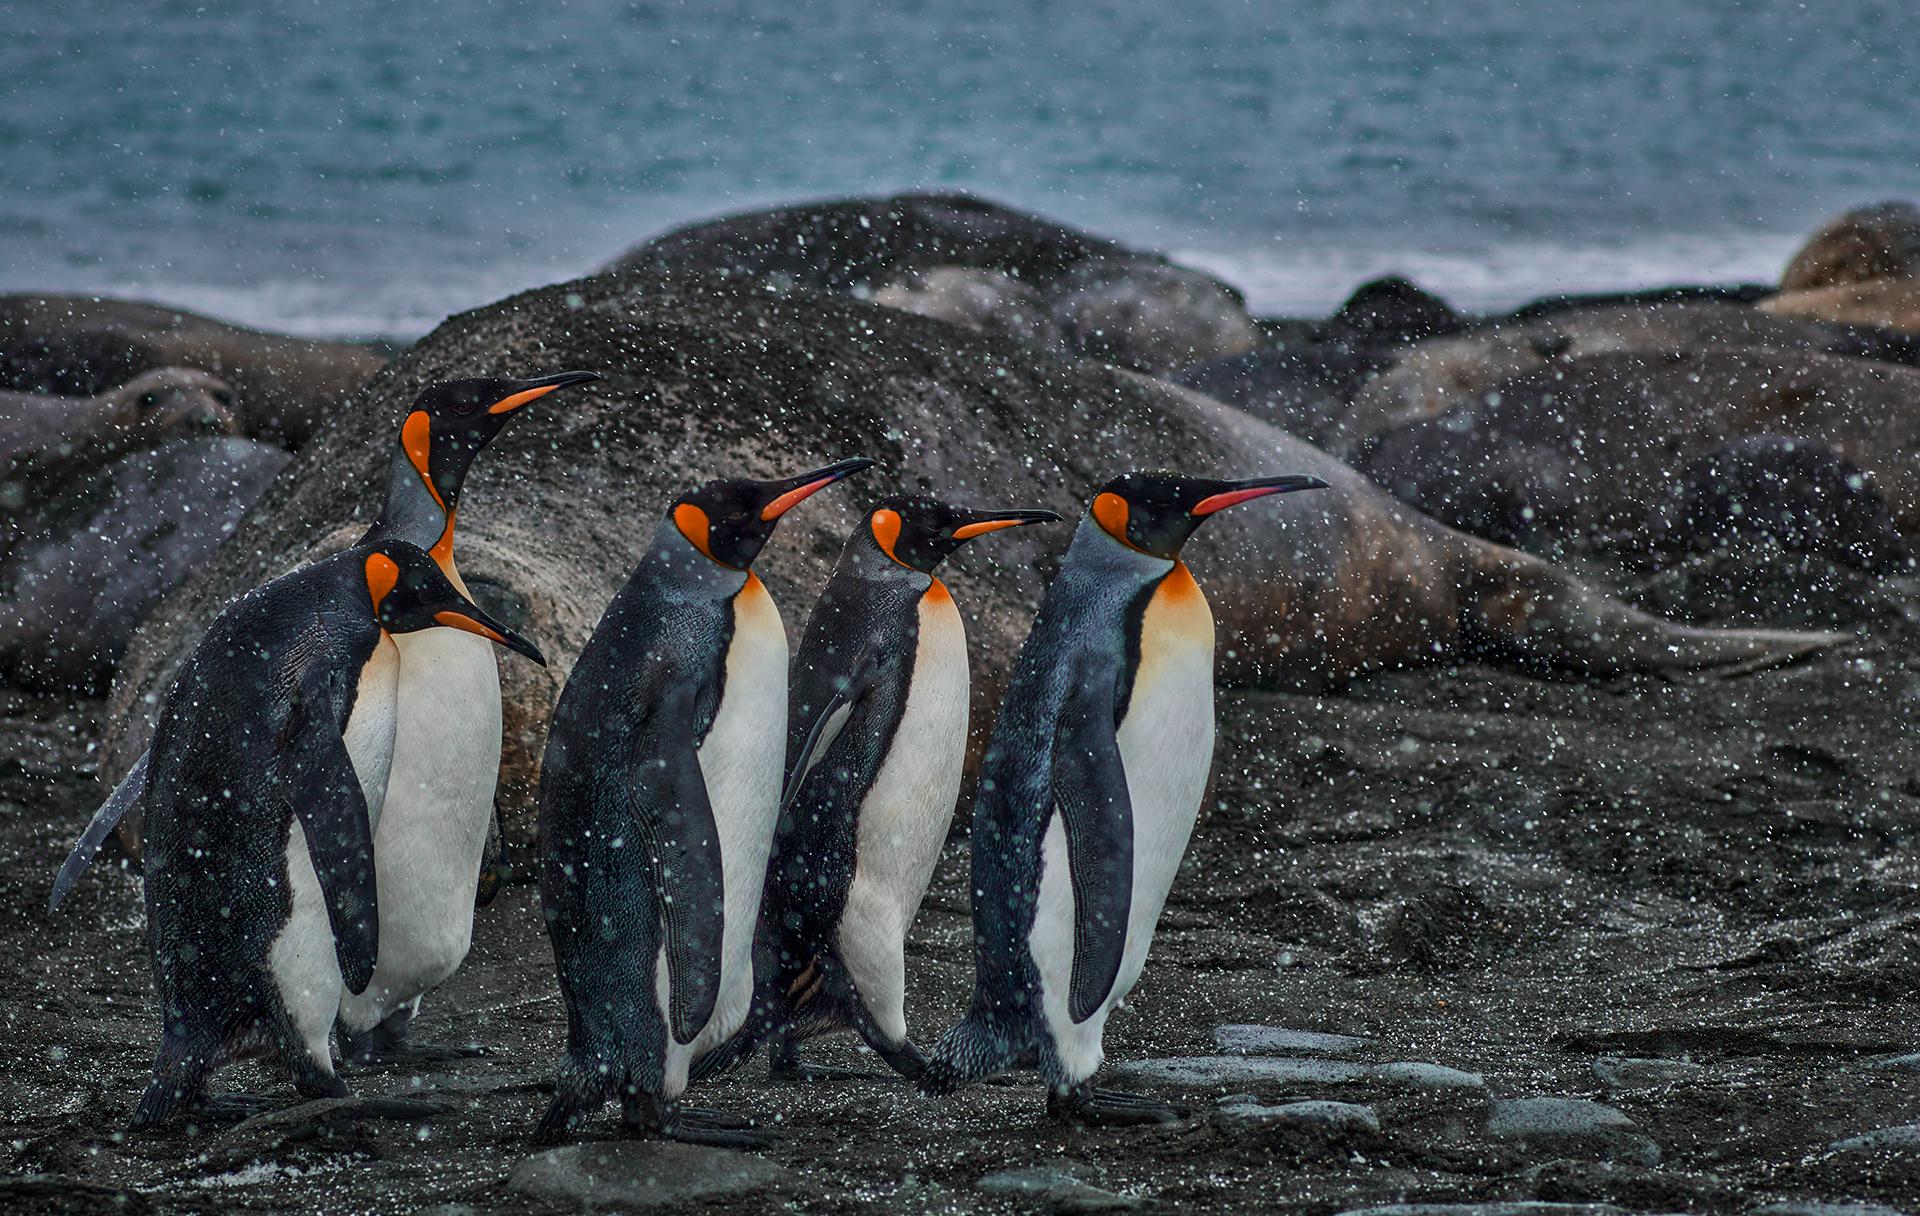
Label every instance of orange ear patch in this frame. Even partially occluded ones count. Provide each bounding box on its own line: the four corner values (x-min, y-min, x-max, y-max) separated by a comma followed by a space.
365, 553, 401, 612
1091, 492, 1133, 546
674, 502, 718, 562
870, 508, 906, 566
401, 411, 446, 509
952, 518, 1023, 541
430, 507, 457, 569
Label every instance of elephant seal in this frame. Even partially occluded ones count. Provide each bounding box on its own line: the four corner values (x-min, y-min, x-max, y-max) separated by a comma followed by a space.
872, 267, 1070, 351
605, 192, 1258, 371
1779, 201, 1920, 292
0, 294, 387, 448
1350, 347, 1920, 546
2, 367, 239, 513
2, 436, 290, 694
103, 273, 1841, 848
1652, 436, 1907, 572
1760, 278, 1920, 336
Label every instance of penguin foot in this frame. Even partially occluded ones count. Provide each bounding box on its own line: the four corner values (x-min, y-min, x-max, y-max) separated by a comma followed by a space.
1047, 1084, 1190, 1128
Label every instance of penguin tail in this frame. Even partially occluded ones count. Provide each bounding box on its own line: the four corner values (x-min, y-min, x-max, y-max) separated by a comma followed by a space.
131, 1034, 212, 1130
919, 1011, 1016, 1097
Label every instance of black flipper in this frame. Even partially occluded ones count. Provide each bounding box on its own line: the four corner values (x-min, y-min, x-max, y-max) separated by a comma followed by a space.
780, 652, 876, 811
630, 680, 725, 1045
279, 667, 380, 994
49, 748, 151, 911
1054, 662, 1134, 1024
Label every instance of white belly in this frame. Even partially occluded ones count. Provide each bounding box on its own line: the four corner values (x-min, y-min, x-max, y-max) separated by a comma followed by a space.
1031, 566, 1215, 1084
661, 575, 788, 1094
338, 625, 501, 1032
273, 633, 400, 1068
835, 585, 969, 1043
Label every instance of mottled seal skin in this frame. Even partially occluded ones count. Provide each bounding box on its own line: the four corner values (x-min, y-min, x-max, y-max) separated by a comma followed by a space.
1350, 346, 1920, 543
1, 367, 239, 510
1652, 436, 1908, 572
1048, 258, 1259, 372
872, 268, 1069, 352
103, 273, 1842, 846
1, 436, 290, 694
1354, 418, 1581, 553
0, 294, 386, 448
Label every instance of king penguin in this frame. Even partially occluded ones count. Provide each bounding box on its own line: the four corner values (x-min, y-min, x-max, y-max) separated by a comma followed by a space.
694, 495, 1058, 1085
128, 539, 544, 1128
335, 370, 599, 1060
535, 457, 874, 1145
919, 469, 1326, 1125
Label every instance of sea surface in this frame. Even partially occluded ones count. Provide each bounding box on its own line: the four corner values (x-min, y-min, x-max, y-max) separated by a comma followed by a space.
2, 0, 1913, 338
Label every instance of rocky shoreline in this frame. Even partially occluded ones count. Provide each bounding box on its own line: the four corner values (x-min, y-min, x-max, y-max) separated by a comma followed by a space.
4, 195, 1920, 1213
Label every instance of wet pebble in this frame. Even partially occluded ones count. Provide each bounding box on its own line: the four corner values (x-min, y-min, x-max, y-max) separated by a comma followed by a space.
1486, 1097, 1660, 1166
1592, 1056, 1707, 1088
1213, 1024, 1373, 1057
1827, 1124, 1920, 1154
1217, 1098, 1381, 1133
508, 1141, 787, 1208
1112, 1056, 1484, 1091
975, 1164, 1141, 1213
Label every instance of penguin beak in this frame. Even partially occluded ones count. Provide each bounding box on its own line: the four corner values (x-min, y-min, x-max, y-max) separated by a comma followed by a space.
487, 370, 603, 415
759, 457, 878, 521
951, 508, 1063, 540
1190, 474, 1329, 516
431, 608, 548, 666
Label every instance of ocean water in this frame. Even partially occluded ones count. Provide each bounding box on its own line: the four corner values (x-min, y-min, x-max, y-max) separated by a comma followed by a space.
2, 0, 1912, 338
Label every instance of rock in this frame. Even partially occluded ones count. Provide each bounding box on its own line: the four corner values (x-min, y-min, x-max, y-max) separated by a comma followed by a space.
1212, 1025, 1372, 1057
1749, 1205, 1909, 1216
1591, 1056, 1707, 1088
509, 1141, 787, 1209
1486, 1098, 1661, 1166
1049, 257, 1261, 372
1109, 1056, 1482, 1091
1631, 547, 1910, 633
1868, 1052, 1920, 1072
1828, 1124, 1920, 1154
1762, 278, 1920, 336
1780, 201, 1920, 291
1316, 277, 1464, 347
1344, 1198, 1628, 1206
0, 294, 385, 448
0, 437, 291, 695
1217, 1099, 1380, 1133
975, 1165, 1140, 1213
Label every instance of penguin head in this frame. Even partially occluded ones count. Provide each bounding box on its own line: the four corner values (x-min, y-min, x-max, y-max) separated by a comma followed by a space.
361, 541, 547, 665
670, 458, 876, 569
1089, 470, 1329, 559
397, 371, 601, 508
866, 495, 1061, 573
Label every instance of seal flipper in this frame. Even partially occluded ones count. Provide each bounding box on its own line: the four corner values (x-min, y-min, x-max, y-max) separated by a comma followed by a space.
279, 669, 380, 994
630, 681, 725, 1044
49, 748, 150, 911
1054, 663, 1134, 1025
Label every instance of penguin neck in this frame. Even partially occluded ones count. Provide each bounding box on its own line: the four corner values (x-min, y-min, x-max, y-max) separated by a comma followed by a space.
849, 527, 934, 590
1062, 513, 1177, 588
645, 516, 750, 599
364, 442, 459, 577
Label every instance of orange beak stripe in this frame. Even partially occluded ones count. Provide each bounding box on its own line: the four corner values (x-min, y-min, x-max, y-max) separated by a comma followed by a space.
952, 518, 1027, 541
433, 610, 507, 644
488, 383, 565, 414
365, 553, 400, 613
1192, 487, 1284, 516
760, 476, 836, 521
